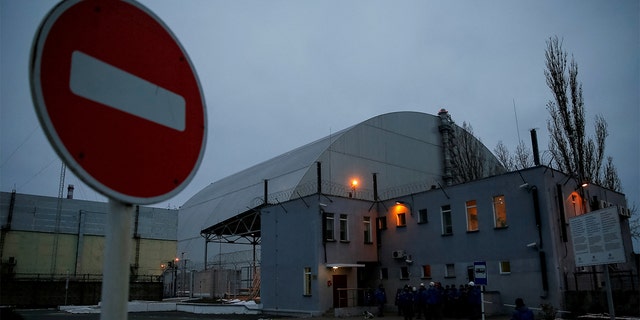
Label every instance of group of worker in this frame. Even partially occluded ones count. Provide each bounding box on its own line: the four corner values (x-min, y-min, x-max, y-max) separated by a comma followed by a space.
394, 281, 482, 320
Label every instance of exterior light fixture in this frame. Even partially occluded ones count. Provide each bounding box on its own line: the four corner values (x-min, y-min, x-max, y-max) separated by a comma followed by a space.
581, 181, 588, 188
349, 179, 359, 198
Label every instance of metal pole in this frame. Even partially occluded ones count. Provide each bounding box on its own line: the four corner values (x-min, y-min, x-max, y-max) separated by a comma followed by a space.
480, 286, 485, 320
100, 200, 133, 320
603, 265, 615, 320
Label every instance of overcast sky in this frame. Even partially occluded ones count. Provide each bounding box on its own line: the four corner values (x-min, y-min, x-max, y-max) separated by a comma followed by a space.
1, 1, 638, 249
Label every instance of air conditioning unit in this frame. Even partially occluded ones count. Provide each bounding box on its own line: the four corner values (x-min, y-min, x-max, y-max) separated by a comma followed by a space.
618, 206, 631, 218
392, 250, 405, 259
599, 200, 608, 209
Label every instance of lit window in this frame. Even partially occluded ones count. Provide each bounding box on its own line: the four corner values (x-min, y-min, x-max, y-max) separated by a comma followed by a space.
363, 216, 372, 244
441, 205, 452, 235
418, 209, 428, 224
493, 195, 507, 228
400, 266, 410, 279
445, 263, 455, 278
303, 267, 312, 295
324, 213, 334, 241
499, 261, 511, 274
397, 212, 407, 227
339, 214, 349, 241
421, 265, 432, 279
466, 200, 478, 232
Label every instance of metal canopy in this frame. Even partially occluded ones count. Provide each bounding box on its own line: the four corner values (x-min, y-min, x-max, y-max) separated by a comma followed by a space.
200, 207, 261, 245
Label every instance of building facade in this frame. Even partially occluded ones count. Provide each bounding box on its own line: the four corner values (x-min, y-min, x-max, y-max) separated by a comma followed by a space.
0, 191, 178, 278
181, 111, 637, 315
257, 166, 635, 315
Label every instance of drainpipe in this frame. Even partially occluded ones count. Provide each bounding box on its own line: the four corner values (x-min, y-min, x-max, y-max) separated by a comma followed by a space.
531, 187, 549, 293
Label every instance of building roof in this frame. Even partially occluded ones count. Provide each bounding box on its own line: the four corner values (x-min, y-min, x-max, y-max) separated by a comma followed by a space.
178, 111, 503, 259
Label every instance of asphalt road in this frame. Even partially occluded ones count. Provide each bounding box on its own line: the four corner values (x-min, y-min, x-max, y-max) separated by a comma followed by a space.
9, 309, 279, 320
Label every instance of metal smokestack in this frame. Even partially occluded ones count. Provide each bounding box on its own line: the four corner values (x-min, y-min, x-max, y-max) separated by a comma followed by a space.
438, 108, 454, 186
530, 129, 540, 166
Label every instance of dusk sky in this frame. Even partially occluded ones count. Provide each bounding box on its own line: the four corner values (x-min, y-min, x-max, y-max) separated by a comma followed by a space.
1, 1, 638, 250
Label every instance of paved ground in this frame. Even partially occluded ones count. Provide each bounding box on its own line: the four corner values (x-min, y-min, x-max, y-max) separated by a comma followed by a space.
8, 309, 513, 320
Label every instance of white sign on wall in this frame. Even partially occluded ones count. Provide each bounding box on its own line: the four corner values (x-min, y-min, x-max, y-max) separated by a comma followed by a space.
569, 206, 627, 267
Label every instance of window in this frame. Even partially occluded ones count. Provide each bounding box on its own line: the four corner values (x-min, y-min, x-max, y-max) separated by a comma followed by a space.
441, 205, 452, 235
396, 212, 407, 227
445, 263, 455, 278
303, 267, 312, 296
324, 213, 335, 241
421, 265, 432, 279
418, 209, 428, 224
466, 200, 478, 232
363, 216, 372, 243
493, 195, 507, 228
499, 261, 511, 274
339, 214, 349, 241
376, 217, 387, 230
400, 266, 410, 279
380, 268, 388, 280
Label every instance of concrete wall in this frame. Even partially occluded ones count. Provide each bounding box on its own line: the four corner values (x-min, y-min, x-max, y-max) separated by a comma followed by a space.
0, 192, 178, 277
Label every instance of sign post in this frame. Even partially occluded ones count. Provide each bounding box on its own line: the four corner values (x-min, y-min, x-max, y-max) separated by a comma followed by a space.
30, 1, 206, 319
569, 207, 626, 320
101, 200, 134, 319
473, 261, 487, 320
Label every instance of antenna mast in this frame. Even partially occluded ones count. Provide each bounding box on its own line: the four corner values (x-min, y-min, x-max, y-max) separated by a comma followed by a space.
513, 98, 522, 143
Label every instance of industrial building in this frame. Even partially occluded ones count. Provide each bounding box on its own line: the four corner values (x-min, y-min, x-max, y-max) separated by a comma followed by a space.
2, 110, 635, 313
0, 189, 178, 306
179, 110, 638, 315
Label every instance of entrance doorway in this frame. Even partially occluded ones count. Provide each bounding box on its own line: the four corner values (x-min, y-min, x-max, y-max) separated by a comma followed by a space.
332, 274, 347, 308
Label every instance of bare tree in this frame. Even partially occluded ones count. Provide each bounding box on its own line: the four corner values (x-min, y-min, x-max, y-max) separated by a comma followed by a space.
629, 205, 639, 243
544, 36, 621, 190
514, 141, 533, 170
602, 156, 622, 191
450, 122, 505, 183
451, 122, 485, 183
494, 141, 515, 170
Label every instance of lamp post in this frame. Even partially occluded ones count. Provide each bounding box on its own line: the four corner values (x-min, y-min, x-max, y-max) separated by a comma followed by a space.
173, 257, 179, 297
350, 179, 358, 198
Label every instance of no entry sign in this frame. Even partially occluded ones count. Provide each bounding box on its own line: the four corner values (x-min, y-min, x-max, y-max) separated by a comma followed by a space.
30, 0, 206, 204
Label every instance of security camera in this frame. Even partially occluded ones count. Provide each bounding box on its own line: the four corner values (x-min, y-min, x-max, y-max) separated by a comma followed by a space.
526, 242, 537, 248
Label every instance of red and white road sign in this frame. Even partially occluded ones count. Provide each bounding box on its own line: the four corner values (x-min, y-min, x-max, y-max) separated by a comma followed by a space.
30, 0, 207, 204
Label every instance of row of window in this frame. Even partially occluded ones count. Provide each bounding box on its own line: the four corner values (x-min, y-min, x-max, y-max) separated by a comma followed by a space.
382, 261, 511, 280
324, 213, 374, 243
322, 195, 508, 243
394, 195, 508, 234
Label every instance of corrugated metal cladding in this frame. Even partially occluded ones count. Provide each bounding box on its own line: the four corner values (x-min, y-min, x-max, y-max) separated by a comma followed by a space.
179, 111, 504, 268
0, 192, 177, 240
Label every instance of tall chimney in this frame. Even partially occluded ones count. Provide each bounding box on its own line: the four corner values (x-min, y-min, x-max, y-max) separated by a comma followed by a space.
438, 108, 454, 186
530, 129, 540, 166
67, 184, 74, 199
